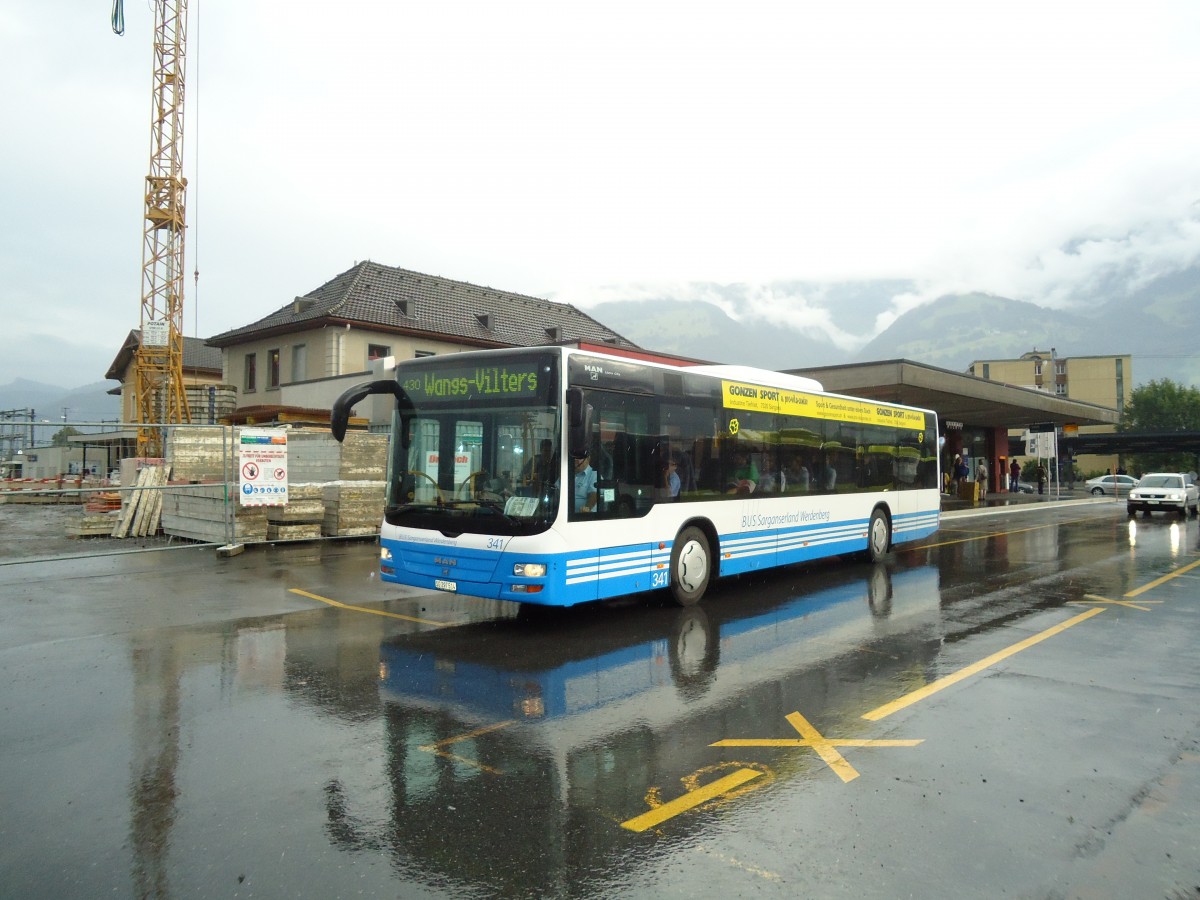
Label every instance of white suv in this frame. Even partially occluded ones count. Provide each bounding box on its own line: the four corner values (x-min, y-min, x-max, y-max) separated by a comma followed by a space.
1126, 473, 1199, 518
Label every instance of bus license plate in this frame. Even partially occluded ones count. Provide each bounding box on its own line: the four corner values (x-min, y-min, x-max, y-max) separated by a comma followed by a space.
435, 579, 457, 592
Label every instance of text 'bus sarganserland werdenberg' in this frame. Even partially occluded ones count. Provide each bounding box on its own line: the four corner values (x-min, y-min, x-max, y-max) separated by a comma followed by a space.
330, 345, 940, 608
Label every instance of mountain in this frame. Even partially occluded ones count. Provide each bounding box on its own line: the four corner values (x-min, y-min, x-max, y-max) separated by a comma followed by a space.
0, 379, 121, 431
582, 298, 848, 368
586, 264, 1200, 386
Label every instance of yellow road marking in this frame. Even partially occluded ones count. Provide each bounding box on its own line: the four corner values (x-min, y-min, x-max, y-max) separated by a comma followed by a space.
621, 768, 763, 832
912, 523, 1054, 551
712, 738, 924, 748
1125, 557, 1200, 598
434, 720, 517, 745
289, 587, 451, 627
416, 747, 505, 775
1073, 593, 1162, 612
712, 710, 922, 783
694, 845, 782, 882
417, 721, 516, 776
862, 607, 1106, 722
908, 515, 1098, 553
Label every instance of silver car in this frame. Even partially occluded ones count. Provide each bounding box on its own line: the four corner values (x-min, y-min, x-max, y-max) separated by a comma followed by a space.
1126, 473, 1199, 517
1084, 474, 1139, 496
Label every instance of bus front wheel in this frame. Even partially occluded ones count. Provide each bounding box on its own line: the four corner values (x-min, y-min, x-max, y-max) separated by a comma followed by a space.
670, 526, 711, 607
866, 508, 891, 562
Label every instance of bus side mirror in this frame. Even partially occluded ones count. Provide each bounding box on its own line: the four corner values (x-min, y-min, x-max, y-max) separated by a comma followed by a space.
567, 387, 593, 457
331, 379, 408, 442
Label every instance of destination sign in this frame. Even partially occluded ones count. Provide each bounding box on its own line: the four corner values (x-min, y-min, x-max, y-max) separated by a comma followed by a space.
399, 363, 543, 401
721, 380, 926, 429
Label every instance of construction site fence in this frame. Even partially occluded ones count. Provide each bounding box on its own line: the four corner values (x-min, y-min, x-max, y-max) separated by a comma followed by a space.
0, 421, 387, 564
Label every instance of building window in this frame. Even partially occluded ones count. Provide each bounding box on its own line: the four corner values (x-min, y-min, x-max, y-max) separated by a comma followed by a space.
267, 349, 281, 389
1055, 382, 1067, 396
981, 363, 990, 380
292, 344, 307, 383
415, 350, 435, 358
1034, 362, 1042, 376
368, 344, 391, 362
244, 353, 257, 393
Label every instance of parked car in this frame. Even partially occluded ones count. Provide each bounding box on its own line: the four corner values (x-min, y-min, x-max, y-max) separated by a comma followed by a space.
1016, 480, 1035, 494
1084, 474, 1139, 496
1126, 473, 1199, 517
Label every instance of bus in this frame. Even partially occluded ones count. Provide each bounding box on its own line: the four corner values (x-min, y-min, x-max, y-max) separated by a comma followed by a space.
330, 345, 940, 607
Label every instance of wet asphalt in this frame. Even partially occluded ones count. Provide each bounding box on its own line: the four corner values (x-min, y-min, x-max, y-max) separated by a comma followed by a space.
1, 495, 1198, 898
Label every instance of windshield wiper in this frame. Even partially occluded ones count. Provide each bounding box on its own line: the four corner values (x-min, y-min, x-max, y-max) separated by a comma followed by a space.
441, 498, 523, 527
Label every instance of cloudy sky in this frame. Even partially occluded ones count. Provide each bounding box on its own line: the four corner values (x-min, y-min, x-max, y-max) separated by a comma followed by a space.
2, 1, 1198, 387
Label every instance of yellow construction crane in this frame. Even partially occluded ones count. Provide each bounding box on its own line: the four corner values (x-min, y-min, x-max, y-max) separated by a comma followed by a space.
113, 0, 192, 458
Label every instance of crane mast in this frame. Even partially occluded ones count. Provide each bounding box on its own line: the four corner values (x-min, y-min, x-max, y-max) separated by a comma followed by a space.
128, 0, 192, 457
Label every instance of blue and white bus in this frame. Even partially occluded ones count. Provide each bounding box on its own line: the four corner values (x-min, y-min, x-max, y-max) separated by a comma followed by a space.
331, 344, 940, 607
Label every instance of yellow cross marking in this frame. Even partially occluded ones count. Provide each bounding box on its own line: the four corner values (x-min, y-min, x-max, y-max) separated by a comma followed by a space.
711, 710, 922, 783
1072, 593, 1162, 612
417, 720, 516, 775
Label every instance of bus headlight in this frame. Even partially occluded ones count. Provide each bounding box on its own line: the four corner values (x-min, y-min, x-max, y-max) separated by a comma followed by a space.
513, 562, 546, 577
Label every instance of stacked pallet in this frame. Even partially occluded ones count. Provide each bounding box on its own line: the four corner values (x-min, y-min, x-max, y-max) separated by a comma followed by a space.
160, 483, 269, 544
68, 512, 121, 538
166, 427, 236, 483
266, 484, 324, 541
337, 431, 388, 480
322, 481, 387, 536
155, 427, 389, 543
321, 429, 388, 536
84, 492, 122, 512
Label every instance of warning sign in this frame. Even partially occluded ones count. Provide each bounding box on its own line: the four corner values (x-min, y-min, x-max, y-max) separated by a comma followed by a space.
239, 428, 288, 507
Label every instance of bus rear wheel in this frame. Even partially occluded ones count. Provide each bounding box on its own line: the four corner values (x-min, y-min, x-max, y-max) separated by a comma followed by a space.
670, 526, 711, 607
866, 508, 891, 563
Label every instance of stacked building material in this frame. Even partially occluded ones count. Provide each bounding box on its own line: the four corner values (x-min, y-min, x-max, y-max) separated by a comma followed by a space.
165, 427, 236, 483
321, 430, 388, 536
337, 431, 388, 480
266, 484, 324, 541
160, 483, 269, 544
112, 464, 171, 537
322, 481, 386, 536
157, 427, 389, 543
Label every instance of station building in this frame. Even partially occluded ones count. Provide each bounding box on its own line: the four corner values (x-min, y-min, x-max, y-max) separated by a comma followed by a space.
786, 359, 1119, 494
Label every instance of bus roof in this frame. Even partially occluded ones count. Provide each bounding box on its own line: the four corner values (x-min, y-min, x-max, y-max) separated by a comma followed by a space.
687, 364, 824, 393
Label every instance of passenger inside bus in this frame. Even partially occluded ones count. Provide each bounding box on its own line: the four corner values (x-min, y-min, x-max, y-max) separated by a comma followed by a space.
784, 453, 811, 492
521, 439, 557, 492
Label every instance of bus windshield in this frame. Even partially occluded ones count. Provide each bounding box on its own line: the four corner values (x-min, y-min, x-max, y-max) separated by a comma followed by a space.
385, 351, 562, 536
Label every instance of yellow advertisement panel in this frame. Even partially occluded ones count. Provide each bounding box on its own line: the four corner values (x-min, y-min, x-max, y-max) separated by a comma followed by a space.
721, 380, 926, 429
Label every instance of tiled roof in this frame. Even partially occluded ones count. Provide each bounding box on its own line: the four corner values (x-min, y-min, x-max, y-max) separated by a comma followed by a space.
206, 261, 638, 350
106, 330, 224, 381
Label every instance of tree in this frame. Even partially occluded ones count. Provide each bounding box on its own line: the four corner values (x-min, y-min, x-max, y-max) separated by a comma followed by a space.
51, 426, 82, 447
1119, 379, 1200, 474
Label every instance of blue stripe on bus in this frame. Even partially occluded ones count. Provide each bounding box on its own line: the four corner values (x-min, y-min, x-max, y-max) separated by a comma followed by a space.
382, 509, 939, 606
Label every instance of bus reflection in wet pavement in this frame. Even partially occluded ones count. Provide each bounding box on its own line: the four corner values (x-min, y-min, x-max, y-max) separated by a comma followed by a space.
317, 559, 947, 896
